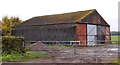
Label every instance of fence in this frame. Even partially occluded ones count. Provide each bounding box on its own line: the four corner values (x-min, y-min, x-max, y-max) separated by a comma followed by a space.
28, 40, 115, 46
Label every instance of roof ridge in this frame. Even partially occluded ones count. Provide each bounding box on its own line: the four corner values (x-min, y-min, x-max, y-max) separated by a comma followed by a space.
76, 10, 94, 22
32, 9, 96, 18
15, 9, 103, 27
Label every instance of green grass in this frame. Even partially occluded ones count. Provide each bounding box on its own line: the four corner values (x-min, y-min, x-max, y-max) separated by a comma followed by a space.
111, 36, 119, 41
0, 43, 2, 48
111, 35, 120, 44
2, 51, 49, 62
2, 53, 24, 62
0, 54, 2, 62
113, 58, 120, 64
26, 51, 49, 59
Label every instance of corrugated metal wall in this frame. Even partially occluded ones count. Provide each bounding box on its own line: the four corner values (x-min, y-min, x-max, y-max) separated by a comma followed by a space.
12, 24, 110, 46
12, 24, 76, 41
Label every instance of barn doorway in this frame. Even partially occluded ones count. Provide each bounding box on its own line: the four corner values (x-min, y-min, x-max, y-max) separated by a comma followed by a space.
87, 24, 97, 46
87, 24, 106, 46
97, 25, 105, 44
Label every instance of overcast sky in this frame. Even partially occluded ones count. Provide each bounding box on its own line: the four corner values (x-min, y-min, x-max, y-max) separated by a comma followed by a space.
0, 0, 119, 31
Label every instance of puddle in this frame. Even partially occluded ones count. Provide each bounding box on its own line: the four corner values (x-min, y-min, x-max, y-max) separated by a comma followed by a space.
108, 48, 118, 51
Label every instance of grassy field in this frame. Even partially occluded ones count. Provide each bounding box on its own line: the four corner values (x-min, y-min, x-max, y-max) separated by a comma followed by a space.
111, 35, 120, 64
111, 35, 120, 44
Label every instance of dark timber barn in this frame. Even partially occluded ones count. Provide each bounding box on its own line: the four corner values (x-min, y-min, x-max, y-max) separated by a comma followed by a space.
12, 9, 111, 46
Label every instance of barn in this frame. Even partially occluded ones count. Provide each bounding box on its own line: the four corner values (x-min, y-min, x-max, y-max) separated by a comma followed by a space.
12, 9, 111, 46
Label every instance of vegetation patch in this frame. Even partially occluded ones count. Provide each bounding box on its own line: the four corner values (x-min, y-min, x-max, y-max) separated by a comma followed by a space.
111, 35, 120, 44
2, 51, 49, 62
112, 58, 120, 64
0, 54, 2, 62
2, 36, 25, 54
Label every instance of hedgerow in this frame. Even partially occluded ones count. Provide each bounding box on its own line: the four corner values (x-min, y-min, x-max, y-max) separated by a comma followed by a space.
2, 36, 26, 54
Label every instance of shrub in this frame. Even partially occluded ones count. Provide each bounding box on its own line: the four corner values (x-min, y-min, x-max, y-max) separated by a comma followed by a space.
2, 36, 26, 54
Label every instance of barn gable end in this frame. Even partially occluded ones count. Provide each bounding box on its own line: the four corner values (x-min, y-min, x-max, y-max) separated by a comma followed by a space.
80, 10, 109, 26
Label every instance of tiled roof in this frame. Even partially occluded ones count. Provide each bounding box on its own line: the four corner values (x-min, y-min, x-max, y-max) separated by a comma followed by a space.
16, 9, 95, 27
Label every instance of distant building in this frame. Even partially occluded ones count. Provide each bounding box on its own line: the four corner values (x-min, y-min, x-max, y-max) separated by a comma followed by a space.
111, 31, 120, 35
12, 9, 111, 46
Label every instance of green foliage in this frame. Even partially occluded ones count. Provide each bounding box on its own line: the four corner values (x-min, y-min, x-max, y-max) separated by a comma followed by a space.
2, 52, 24, 62
2, 51, 49, 62
25, 51, 49, 59
2, 36, 25, 54
0, 16, 22, 36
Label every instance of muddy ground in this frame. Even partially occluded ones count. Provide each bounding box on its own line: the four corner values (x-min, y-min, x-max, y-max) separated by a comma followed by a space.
23, 44, 119, 63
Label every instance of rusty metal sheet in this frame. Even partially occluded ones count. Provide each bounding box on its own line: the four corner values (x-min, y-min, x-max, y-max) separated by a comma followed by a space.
76, 24, 87, 46
105, 26, 110, 43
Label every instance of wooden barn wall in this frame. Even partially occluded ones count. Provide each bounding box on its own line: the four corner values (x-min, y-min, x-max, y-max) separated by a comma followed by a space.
81, 11, 110, 44
76, 24, 87, 46
81, 11, 108, 26
12, 24, 76, 41
105, 26, 110, 43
